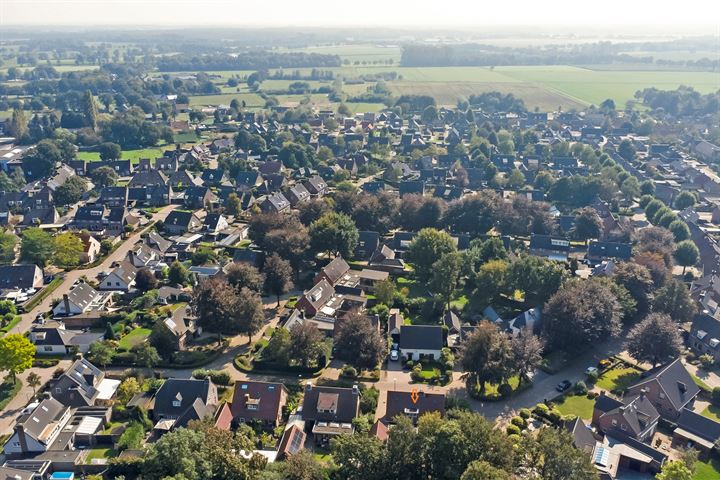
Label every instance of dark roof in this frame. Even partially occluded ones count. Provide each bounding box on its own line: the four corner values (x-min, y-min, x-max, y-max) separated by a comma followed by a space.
399, 325, 444, 351
319, 256, 350, 285
0, 264, 41, 290
74, 204, 106, 222
300, 384, 360, 423
230, 381, 286, 423
384, 390, 445, 423
563, 417, 596, 453
164, 210, 199, 229
128, 169, 167, 187
529, 234, 570, 253
594, 394, 624, 414
277, 424, 306, 459
15, 398, 68, 442
173, 397, 210, 429
153, 378, 215, 419
60, 358, 104, 404
443, 310, 461, 333
691, 314, 720, 350
676, 408, 720, 443
627, 358, 700, 412
587, 241, 632, 261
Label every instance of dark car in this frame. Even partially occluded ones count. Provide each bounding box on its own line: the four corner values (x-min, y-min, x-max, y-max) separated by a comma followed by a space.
556, 380, 572, 392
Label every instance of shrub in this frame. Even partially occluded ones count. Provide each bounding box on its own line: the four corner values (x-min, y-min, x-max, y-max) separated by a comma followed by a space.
685, 351, 697, 363
700, 354, 715, 369
405, 360, 414, 369
506, 424, 521, 435
533, 403, 550, 416
497, 383, 513, 398
360, 387, 379, 415
712, 387, 720, 407
191, 369, 231, 385
574, 381, 588, 395
511, 416, 527, 430
411, 364, 423, 381
341, 365, 358, 378
519, 408, 531, 419
117, 422, 144, 451
547, 409, 562, 424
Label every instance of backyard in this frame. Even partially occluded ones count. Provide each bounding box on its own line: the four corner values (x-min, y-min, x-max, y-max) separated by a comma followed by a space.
117, 328, 152, 350
595, 366, 643, 393
553, 393, 595, 420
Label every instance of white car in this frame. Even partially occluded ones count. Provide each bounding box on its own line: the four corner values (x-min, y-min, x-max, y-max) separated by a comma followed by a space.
390, 350, 400, 361
585, 367, 599, 376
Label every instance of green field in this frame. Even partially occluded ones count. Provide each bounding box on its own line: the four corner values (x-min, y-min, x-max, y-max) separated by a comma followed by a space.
117, 328, 151, 350
554, 394, 594, 420
77, 147, 165, 163
695, 458, 720, 480
189, 92, 264, 107
282, 44, 402, 64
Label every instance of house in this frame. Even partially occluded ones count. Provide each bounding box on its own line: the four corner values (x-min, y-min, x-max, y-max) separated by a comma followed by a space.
21, 207, 59, 226
356, 231, 380, 259
129, 185, 172, 207
592, 392, 659, 442
259, 192, 290, 214
314, 256, 351, 287
563, 417, 597, 454
52, 282, 109, 317
672, 408, 720, 452
73, 204, 106, 231
258, 160, 284, 176
157, 306, 198, 350
295, 280, 335, 317
443, 310, 461, 334
304, 176, 328, 197
50, 358, 119, 407
357, 269, 389, 293
99, 186, 129, 207
625, 357, 700, 420
203, 213, 229, 234
168, 170, 201, 189
506, 307, 542, 337
383, 390, 445, 425
230, 381, 288, 427
529, 234, 570, 261
30, 323, 104, 355
399, 181, 425, 198
388, 309, 403, 342
184, 186, 217, 209
236, 171, 264, 190
152, 378, 218, 431
399, 325, 444, 361
277, 424, 306, 459
0, 264, 43, 290
163, 211, 202, 235
79, 232, 102, 264
285, 184, 310, 206
200, 168, 227, 187
99, 261, 137, 291
3, 398, 73, 455
300, 383, 360, 445
128, 169, 168, 188
689, 314, 720, 363
587, 241, 632, 263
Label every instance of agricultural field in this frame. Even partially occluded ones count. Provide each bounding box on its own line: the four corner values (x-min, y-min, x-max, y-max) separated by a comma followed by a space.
189, 92, 265, 107
282, 44, 402, 64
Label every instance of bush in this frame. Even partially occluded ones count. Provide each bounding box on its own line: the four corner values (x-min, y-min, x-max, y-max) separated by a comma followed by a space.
191, 369, 231, 385
700, 354, 715, 369
341, 365, 358, 378
533, 403, 550, 416
547, 409, 562, 424
574, 381, 588, 395
411, 364, 423, 381
685, 351, 697, 363
498, 383, 513, 398
519, 408, 531, 419
712, 387, 720, 407
405, 360, 414, 369
117, 422, 144, 451
506, 424, 521, 435
511, 416, 527, 430
360, 387, 379, 415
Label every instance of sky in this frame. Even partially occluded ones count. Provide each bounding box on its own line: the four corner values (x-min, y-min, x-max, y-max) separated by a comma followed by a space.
1, 0, 720, 31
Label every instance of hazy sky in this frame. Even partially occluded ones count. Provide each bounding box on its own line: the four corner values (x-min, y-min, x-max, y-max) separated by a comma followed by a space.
2, 0, 720, 30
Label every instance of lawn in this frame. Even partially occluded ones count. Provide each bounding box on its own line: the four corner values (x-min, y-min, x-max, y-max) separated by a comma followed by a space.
395, 276, 428, 299
118, 328, 151, 350
701, 404, 720, 423
554, 394, 595, 420
694, 458, 720, 480
0, 315, 22, 336
0, 377, 22, 411
595, 367, 643, 393
77, 147, 165, 163
85, 447, 118, 464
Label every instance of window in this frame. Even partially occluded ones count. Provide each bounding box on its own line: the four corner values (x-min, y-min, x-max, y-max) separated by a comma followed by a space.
44, 346, 53, 352
172, 400, 182, 407
247, 404, 258, 411
55, 387, 61, 394
611, 419, 617, 426
659, 393, 666, 399
620, 423, 627, 431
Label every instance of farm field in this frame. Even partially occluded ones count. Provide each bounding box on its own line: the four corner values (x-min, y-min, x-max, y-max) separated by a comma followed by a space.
77, 147, 165, 163
282, 44, 402, 64
189, 92, 265, 107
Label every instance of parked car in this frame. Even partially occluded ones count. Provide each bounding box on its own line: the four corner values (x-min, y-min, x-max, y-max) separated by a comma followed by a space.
390, 350, 400, 361
556, 380, 572, 392
585, 367, 598, 376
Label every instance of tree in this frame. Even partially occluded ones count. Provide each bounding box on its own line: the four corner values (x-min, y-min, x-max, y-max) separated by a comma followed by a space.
506, 169, 525, 189
27, 371, 41, 397
620, 176, 640, 200
461, 460, 510, 480
460, 321, 512, 395
572, 207, 602, 243
97, 142, 122, 161
510, 332, 544, 384
640, 180, 656, 196
149, 319, 178, 355
507, 255, 567, 307
443, 192, 501, 236
116, 377, 141, 405
0, 231, 18, 264
542, 279, 621, 352
668, 220, 691, 242
191, 278, 236, 342
230, 287, 265, 344
644, 199, 666, 222
134, 343, 161, 369
289, 323, 325, 368
8, 109, 28, 140
283, 451, 326, 480
626, 313, 682, 367
309, 212, 358, 258
0, 334, 35, 383
332, 432, 386, 480
20, 227, 55, 266
263, 254, 293, 306
225, 262, 264, 292
168, 260, 190, 285
22, 139, 62, 181
618, 139, 636, 161
89, 165, 119, 188
104, 322, 116, 340
374, 279, 396, 307
654, 279, 696, 323
398, 194, 445, 231
135, 268, 158, 292
522, 428, 597, 480
674, 191, 697, 210
406, 228, 457, 282
674, 240, 700, 274
613, 262, 654, 320
225, 192, 242, 217
656, 460, 693, 480
82, 89, 98, 130
52, 232, 83, 268
264, 327, 292, 365
298, 198, 331, 226
430, 252, 463, 311
334, 310, 387, 369
87, 341, 114, 370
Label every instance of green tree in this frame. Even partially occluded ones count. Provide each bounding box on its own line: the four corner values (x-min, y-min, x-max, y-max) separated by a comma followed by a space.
374, 279, 396, 307
20, 227, 55, 266
668, 220, 691, 242
264, 327, 292, 365
97, 142, 122, 161
225, 262, 264, 292
117, 422, 144, 451
282, 451, 326, 480
334, 310, 387, 369
510, 332, 544, 385
89, 165, 119, 188
618, 139, 636, 161
613, 262, 654, 319
507, 255, 567, 307
506, 169, 525, 189
522, 428, 597, 480
626, 313, 682, 367
674, 191, 697, 210
644, 198, 665, 221
656, 460, 693, 480
640, 180, 656, 196
83, 89, 99, 130
620, 176, 640, 200
149, 319, 178, 356
230, 287, 265, 344
52, 232, 83, 267
87, 340, 114, 370
8, 109, 28, 140
309, 212, 358, 259
674, 240, 699, 274
461, 460, 510, 480
406, 228, 457, 282
22, 139, 62, 181
225, 192, 242, 217
289, 323, 325, 368
572, 207, 602, 243
654, 278, 696, 323
191, 277, 236, 343
54, 176, 87, 205
26, 371, 42, 397
332, 432, 386, 480
0, 231, 18, 264
168, 260, 190, 285
134, 343, 161, 369
460, 321, 512, 395
116, 377, 141, 405
135, 268, 158, 292
431, 252, 463, 311
0, 334, 35, 383
263, 254, 293, 306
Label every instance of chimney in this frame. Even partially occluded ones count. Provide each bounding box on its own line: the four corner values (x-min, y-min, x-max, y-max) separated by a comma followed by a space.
640, 388, 647, 400
678, 381, 687, 393
244, 394, 250, 401
128, 249, 135, 265
305, 381, 312, 392
63, 294, 70, 315
352, 384, 359, 396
